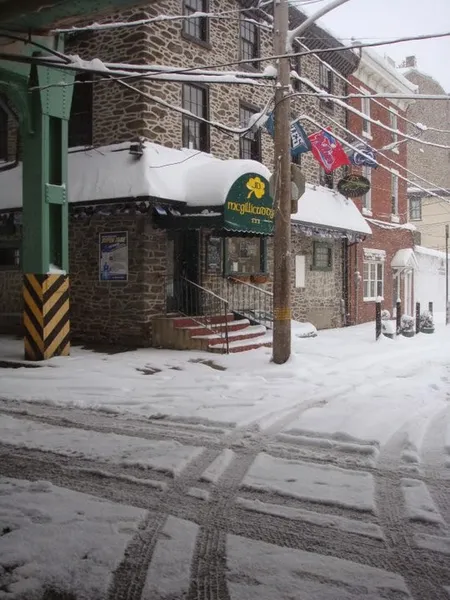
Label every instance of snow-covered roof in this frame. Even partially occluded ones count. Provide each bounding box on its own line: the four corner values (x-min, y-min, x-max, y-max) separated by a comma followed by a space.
414, 245, 447, 260
0, 141, 270, 211
391, 248, 418, 269
291, 184, 372, 236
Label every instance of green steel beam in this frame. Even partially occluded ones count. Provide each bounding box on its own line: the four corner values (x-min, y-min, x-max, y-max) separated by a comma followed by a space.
0, 0, 151, 33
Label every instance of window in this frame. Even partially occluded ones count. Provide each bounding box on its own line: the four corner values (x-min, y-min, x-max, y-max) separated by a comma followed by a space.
182, 84, 209, 151
292, 54, 301, 92
68, 73, 93, 148
320, 167, 333, 189
292, 151, 302, 166
389, 110, 398, 146
362, 165, 372, 210
312, 242, 332, 271
361, 93, 371, 137
391, 172, 399, 215
319, 63, 334, 112
409, 197, 422, 221
225, 237, 266, 275
0, 106, 7, 161
240, 18, 259, 68
183, 0, 208, 43
0, 243, 20, 269
240, 105, 261, 161
363, 261, 384, 300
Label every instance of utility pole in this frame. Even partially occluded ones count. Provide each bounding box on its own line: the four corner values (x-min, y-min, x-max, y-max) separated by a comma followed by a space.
272, 0, 292, 364
446, 224, 449, 325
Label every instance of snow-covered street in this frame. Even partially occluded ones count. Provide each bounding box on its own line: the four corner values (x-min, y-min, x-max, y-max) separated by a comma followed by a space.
0, 322, 449, 599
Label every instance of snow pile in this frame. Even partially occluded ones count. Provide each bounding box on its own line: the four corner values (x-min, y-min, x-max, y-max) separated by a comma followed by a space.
0, 478, 146, 599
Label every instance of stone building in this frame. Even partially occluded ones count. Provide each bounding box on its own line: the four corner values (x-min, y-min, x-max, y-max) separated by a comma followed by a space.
399, 55, 450, 251
347, 49, 418, 323
0, 0, 370, 351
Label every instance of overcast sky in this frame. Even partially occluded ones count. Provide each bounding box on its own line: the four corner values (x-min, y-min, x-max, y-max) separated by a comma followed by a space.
298, 0, 450, 92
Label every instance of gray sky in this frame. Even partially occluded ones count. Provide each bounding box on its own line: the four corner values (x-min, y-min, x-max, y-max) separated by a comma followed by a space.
298, 0, 450, 92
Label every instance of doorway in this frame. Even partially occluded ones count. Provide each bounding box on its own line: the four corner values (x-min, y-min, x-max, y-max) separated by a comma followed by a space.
172, 230, 201, 315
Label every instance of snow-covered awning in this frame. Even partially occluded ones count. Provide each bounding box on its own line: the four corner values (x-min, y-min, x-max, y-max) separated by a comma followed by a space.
291, 184, 372, 238
391, 248, 418, 270
0, 141, 270, 212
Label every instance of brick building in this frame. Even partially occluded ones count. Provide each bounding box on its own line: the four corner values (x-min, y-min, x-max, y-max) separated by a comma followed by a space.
0, 0, 370, 351
347, 49, 418, 323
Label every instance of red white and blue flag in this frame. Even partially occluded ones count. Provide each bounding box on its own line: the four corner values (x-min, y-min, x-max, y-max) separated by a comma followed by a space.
308, 129, 350, 173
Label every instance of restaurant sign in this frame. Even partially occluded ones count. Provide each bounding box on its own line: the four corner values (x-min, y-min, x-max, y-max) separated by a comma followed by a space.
224, 173, 274, 235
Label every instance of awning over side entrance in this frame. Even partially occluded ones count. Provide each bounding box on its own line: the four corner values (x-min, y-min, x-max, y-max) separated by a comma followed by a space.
291, 184, 372, 238
391, 248, 418, 270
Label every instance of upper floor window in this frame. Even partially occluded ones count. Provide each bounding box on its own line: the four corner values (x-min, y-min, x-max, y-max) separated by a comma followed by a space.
409, 197, 422, 221
319, 63, 334, 113
0, 106, 7, 161
182, 84, 209, 151
292, 53, 301, 92
240, 105, 262, 162
391, 172, 399, 215
183, 0, 208, 43
312, 242, 333, 271
361, 91, 371, 137
0, 242, 20, 269
69, 73, 93, 148
362, 165, 372, 211
240, 18, 259, 68
389, 110, 398, 148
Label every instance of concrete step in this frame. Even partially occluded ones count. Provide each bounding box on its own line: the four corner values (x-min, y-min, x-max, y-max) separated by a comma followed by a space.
172, 313, 235, 328
208, 334, 272, 353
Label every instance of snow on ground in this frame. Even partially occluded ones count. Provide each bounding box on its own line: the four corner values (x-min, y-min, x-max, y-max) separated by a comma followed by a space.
0, 415, 203, 477
0, 320, 449, 457
0, 478, 146, 599
241, 453, 375, 512
401, 478, 444, 524
226, 534, 412, 599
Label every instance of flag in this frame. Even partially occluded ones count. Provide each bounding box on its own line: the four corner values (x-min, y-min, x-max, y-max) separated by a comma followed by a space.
290, 121, 312, 156
265, 113, 311, 157
349, 143, 378, 168
308, 129, 350, 173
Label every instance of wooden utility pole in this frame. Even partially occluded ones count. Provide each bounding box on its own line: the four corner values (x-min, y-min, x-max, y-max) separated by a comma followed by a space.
272, 0, 292, 364
446, 224, 449, 325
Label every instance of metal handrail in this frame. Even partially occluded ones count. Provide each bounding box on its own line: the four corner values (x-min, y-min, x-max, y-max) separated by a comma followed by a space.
165, 276, 230, 354
228, 276, 274, 297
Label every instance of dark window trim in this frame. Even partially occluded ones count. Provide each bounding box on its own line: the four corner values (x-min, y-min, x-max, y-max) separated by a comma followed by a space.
182, 0, 211, 47
319, 62, 334, 114
223, 237, 268, 276
320, 167, 334, 189
239, 15, 261, 71
68, 72, 93, 148
311, 241, 333, 272
0, 240, 21, 270
182, 83, 210, 152
239, 102, 262, 162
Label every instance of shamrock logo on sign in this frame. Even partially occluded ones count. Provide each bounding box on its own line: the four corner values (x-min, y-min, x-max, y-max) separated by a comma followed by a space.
246, 176, 266, 200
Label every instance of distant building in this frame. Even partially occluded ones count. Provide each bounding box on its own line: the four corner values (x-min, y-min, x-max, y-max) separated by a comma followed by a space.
399, 55, 450, 251
347, 49, 417, 322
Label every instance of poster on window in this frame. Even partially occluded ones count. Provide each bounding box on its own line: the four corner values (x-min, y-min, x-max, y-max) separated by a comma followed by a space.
99, 231, 128, 281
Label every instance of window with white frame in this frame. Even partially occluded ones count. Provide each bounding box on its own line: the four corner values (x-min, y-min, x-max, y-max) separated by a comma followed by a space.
362, 164, 372, 210
361, 92, 371, 137
409, 197, 422, 220
363, 261, 384, 300
389, 110, 398, 146
391, 172, 399, 215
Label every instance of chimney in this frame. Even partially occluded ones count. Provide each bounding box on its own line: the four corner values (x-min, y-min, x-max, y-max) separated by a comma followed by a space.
404, 55, 417, 68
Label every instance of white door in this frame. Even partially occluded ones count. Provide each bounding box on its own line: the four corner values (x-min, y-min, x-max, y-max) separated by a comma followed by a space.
404, 271, 413, 316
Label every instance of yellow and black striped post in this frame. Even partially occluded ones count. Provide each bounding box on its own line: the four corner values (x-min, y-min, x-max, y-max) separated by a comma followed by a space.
23, 274, 70, 361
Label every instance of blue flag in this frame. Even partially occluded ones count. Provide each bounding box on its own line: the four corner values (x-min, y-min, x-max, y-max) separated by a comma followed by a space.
349, 143, 378, 168
265, 113, 311, 157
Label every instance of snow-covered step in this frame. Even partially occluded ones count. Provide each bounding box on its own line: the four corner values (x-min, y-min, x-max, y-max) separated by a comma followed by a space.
193, 325, 267, 345
208, 333, 272, 353
180, 318, 251, 337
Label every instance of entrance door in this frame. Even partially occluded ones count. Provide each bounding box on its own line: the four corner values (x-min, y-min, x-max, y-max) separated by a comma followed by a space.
173, 230, 201, 315
404, 271, 413, 316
